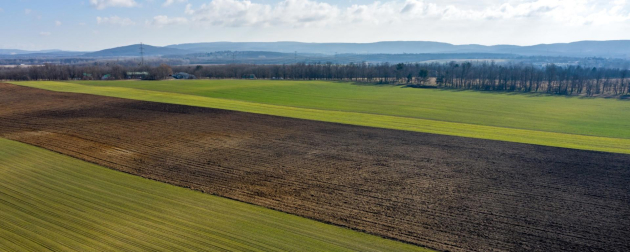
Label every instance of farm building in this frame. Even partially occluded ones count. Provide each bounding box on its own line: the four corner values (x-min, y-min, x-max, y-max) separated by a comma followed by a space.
126, 72, 149, 79
172, 72, 196, 79
242, 74, 257, 79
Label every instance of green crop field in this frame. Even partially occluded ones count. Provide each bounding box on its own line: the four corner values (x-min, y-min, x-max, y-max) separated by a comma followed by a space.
0, 137, 428, 252
9, 80, 630, 154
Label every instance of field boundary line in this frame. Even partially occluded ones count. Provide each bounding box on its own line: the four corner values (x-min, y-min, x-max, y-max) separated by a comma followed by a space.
8, 81, 630, 154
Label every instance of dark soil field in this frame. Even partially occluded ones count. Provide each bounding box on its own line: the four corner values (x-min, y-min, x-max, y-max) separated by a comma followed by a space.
1, 83, 629, 251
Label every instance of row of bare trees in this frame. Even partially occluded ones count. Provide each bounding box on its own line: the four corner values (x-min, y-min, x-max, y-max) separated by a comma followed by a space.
171, 62, 629, 96
0, 64, 173, 81
171, 63, 432, 84
1, 62, 628, 96
433, 62, 629, 96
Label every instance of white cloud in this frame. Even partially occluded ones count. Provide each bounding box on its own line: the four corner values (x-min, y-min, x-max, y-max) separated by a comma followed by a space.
184, 3, 194, 15
187, 0, 339, 27
147, 15, 188, 27
163, 0, 187, 7
184, 0, 630, 27
97, 16, 136, 26
39, 32, 51, 36
90, 0, 138, 10
0, 8, 4, 12
55, 21, 62, 26
10, 0, 630, 49
24, 9, 32, 15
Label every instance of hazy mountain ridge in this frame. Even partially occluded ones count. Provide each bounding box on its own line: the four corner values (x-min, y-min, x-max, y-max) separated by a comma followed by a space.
167, 40, 630, 58
82, 44, 193, 57
2, 40, 630, 59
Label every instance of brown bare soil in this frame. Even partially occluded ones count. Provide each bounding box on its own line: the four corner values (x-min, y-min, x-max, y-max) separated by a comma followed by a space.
1, 83, 629, 252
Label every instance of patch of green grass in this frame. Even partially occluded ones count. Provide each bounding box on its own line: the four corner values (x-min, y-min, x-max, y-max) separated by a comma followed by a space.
9, 81, 630, 154
0, 137, 429, 252
68, 79, 630, 139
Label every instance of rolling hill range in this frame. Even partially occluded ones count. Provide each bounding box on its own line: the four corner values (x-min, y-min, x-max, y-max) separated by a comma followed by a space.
166, 40, 630, 57
0, 49, 85, 58
83, 44, 192, 57
3, 40, 630, 59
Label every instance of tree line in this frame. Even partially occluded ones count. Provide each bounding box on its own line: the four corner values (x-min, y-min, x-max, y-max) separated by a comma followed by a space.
0, 64, 173, 81
1, 62, 628, 97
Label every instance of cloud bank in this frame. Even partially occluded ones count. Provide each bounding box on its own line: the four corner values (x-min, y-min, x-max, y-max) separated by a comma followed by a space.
90, 0, 138, 10
181, 0, 630, 27
147, 15, 189, 27
97, 16, 136, 26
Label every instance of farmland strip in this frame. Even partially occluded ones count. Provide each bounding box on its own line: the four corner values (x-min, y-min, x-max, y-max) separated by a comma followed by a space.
0, 83, 629, 251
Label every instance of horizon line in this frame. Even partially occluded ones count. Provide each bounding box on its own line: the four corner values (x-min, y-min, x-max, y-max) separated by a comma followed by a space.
4, 39, 630, 52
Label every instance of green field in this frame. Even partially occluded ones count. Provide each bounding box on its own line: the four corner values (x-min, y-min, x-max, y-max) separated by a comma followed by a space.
9, 80, 630, 154
0, 137, 428, 251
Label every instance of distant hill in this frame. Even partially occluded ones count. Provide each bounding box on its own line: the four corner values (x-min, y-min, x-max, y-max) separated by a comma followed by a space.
512, 41, 630, 57
167, 41, 458, 55
0, 49, 84, 55
83, 44, 192, 57
3, 40, 630, 59
170, 51, 518, 64
167, 41, 630, 58
0, 49, 87, 59
0, 49, 32, 55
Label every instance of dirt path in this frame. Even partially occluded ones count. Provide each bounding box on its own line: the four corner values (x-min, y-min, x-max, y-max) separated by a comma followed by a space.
1, 83, 629, 251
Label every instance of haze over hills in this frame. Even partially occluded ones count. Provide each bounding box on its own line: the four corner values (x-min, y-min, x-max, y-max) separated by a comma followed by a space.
83, 44, 192, 57
166, 41, 630, 58
0, 49, 86, 58
0, 49, 85, 55
2, 40, 630, 59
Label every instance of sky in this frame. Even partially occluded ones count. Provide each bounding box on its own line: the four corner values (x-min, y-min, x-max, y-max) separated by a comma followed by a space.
1, 0, 630, 51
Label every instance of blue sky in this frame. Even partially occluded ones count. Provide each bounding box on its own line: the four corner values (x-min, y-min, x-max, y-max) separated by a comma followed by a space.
2, 0, 630, 51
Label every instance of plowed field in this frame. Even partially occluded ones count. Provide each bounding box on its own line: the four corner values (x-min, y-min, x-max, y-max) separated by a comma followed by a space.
1, 83, 629, 251
0, 138, 429, 252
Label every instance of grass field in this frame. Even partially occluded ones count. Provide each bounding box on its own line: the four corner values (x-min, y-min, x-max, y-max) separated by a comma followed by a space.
0, 137, 428, 252
67, 79, 630, 139
8, 81, 630, 154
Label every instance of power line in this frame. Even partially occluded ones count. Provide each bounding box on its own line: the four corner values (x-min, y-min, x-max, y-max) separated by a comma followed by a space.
139, 42, 145, 66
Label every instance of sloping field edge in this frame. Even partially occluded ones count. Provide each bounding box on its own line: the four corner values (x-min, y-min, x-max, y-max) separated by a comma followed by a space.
0, 137, 430, 251
8, 81, 630, 154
